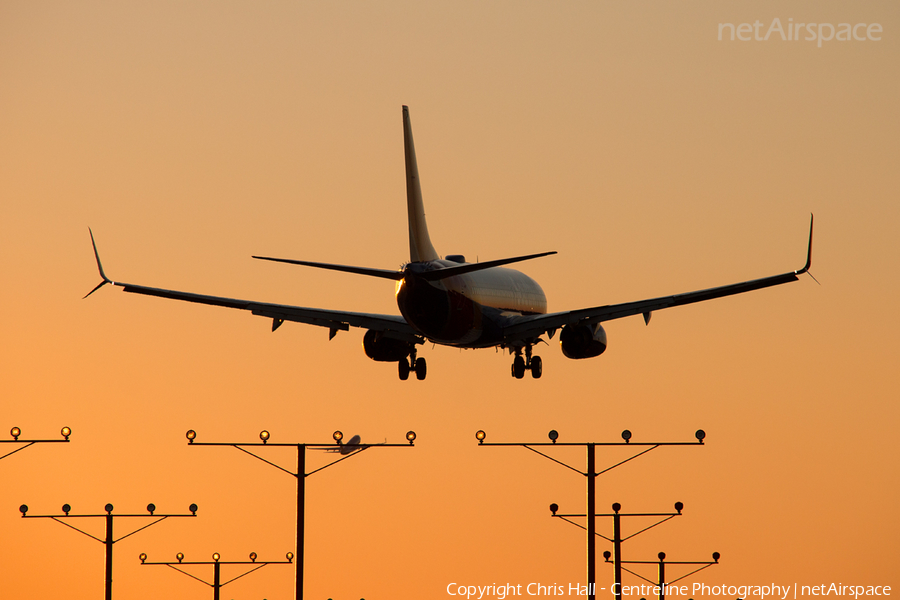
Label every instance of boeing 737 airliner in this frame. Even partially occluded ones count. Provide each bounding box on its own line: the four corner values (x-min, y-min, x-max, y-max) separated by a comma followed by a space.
87, 106, 814, 381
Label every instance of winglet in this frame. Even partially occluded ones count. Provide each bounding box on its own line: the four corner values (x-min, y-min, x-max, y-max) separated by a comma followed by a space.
83, 228, 112, 299
796, 213, 814, 276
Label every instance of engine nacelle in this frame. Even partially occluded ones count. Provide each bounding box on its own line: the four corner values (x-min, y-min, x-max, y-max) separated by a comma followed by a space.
362, 330, 415, 362
560, 323, 607, 359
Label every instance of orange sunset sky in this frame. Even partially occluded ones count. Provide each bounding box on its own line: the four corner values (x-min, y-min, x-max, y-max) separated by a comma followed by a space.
1, 1, 898, 599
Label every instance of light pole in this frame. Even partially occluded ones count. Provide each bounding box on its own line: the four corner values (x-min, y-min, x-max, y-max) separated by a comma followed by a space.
602, 550, 720, 600
475, 428, 705, 600
552, 501, 686, 600
140, 551, 294, 600
1, 426, 71, 461
186, 428, 417, 600
19, 502, 197, 600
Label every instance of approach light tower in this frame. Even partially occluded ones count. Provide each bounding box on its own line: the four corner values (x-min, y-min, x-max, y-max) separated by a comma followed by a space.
476, 428, 706, 600
186, 428, 417, 600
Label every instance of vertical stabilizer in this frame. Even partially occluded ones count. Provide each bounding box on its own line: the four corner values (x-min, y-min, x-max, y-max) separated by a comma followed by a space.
403, 106, 439, 263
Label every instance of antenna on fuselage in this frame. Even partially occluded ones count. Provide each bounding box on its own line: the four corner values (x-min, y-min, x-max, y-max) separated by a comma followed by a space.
403, 106, 439, 264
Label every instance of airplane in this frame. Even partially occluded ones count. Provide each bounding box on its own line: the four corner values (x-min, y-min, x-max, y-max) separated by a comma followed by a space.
86, 105, 814, 381
319, 434, 366, 455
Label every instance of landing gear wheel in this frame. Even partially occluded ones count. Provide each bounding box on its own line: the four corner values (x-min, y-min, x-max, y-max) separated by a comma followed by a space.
531, 355, 543, 379
399, 359, 410, 381
513, 355, 526, 379
414, 357, 427, 380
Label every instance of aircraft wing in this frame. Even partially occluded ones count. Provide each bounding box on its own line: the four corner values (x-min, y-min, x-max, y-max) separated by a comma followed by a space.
502, 216, 814, 342
85, 232, 422, 342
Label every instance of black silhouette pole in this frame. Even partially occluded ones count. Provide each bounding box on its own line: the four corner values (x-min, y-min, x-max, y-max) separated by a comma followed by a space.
476, 429, 705, 600
553, 501, 685, 600
602, 550, 720, 600
1, 426, 71, 462
140, 551, 294, 600
19, 503, 197, 600
186, 428, 417, 600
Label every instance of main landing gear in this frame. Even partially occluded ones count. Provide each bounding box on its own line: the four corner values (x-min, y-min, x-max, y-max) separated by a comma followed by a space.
398, 349, 427, 381
511, 345, 542, 380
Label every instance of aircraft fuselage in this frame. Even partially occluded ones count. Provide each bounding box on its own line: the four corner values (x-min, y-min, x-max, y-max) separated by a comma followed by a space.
396, 260, 547, 347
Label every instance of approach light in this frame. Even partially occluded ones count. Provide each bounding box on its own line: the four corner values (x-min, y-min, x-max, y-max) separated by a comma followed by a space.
105, 504, 114, 514
475, 430, 486, 444
212, 553, 220, 562
406, 431, 416, 445
658, 552, 666, 561
249, 552, 257, 562
176, 553, 184, 563
19, 504, 28, 515
139, 553, 147, 563
332, 430, 343, 443
186, 430, 196, 443
612, 502, 621, 513
259, 430, 270, 444
548, 430, 559, 443
674, 502, 683, 514
62, 504, 71, 515
549, 503, 558, 515
10, 427, 21, 440
695, 429, 706, 443
61, 427, 71, 440
712, 552, 720, 562
189, 504, 198, 515
603, 551, 611, 561
621, 429, 632, 443
147, 503, 156, 515
286, 552, 294, 562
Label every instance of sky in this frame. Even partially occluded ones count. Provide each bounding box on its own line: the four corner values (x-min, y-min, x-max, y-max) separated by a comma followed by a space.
1, 1, 898, 599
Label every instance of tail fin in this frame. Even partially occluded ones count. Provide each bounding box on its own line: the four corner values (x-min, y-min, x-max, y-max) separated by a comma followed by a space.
402, 106, 439, 263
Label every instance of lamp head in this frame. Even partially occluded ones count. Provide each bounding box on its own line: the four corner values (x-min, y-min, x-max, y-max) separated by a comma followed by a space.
603, 551, 611, 561
548, 430, 559, 443
176, 552, 184, 563
612, 502, 621, 513
674, 502, 683, 514
19, 504, 27, 516
249, 552, 257, 562
333, 430, 343, 443
212, 552, 220, 562
189, 503, 198, 515
549, 503, 558, 515
186, 430, 196, 443
712, 552, 720, 563
139, 553, 147, 563
10, 427, 20, 441
61, 427, 71, 440
105, 503, 114, 514
286, 552, 294, 562
475, 430, 486, 444
259, 430, 270, 444
147, 503, 156, 515
658, 552, 666, 561
62, 504, 71, 515
406, 430, 416, 445
695, 429, 706, 443
621, 429, 632, 443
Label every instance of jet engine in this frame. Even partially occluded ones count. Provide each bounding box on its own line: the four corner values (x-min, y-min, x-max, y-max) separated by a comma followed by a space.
362, 330, 415, 362
559, 322, 607, 359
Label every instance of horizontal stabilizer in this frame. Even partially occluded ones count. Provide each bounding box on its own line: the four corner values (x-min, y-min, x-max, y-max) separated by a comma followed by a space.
252, 256, 405, 280
417, 251, 557, 281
